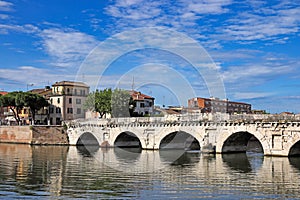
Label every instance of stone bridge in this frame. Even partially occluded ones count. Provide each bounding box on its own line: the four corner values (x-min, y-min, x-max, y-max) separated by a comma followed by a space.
67, 115, 300, 156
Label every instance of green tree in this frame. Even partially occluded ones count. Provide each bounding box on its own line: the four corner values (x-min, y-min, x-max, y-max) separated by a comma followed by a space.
0, 91, 25, 125
84, 88, 136, 118
21, 92, 49, 125
84, 88, 112, 118
0, 92, 49, 125
111, 89, 133, 118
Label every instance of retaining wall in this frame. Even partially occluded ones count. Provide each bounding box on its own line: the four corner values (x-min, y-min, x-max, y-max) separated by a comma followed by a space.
0, 126, 68, 145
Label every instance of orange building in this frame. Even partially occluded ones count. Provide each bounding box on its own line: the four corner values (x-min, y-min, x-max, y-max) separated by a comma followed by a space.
188, 97, 251, 114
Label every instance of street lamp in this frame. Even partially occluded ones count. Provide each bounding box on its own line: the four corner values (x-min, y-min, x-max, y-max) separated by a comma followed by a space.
27, 83, 34, 91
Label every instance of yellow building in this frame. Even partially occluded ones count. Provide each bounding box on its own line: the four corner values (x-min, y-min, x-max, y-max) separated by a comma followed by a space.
49, 81, 89, 125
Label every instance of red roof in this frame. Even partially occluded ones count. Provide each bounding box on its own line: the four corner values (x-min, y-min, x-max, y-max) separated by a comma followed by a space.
129, 90, 154, 101
0, 91, 8, 96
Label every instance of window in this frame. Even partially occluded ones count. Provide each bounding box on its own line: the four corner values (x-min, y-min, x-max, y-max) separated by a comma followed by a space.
67, 108, 73, 114
77, 108, 81, 114
140, 103, 145, 108
56, 118, 61, 125
74, 89, 77, 95
83, 90, 86, 96
57, 98, 60, 104
49, 107, 54, 114
76, 99, 81, 104
69, 98, 72, 104
56, 107, 61, 113
67, 88, 70, 94
80, 90, 83, 96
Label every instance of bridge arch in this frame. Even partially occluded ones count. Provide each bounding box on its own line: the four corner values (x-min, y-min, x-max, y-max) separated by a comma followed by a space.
76, 132, 100, 146
219, 131, 264, 154
288, 140, 300, 156
114, 131, 142, 148
159, 131, 200, 150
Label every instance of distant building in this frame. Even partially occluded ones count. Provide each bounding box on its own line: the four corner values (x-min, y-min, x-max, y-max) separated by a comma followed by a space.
49, 81, 89, 125
188, 97, 251, 114
129, 91, 155, 116
251, 109, 267, 114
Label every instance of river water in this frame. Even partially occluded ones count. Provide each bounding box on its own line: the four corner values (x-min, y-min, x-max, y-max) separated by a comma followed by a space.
0, 144, 300, 199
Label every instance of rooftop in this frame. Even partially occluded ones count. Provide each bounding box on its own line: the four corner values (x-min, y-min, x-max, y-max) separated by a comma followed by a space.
52, 81, 89, 88
129, 90, 154, 101
0, 91, 8, 96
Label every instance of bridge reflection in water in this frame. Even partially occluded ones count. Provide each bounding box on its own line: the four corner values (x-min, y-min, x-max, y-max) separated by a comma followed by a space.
1, 144, 300, 199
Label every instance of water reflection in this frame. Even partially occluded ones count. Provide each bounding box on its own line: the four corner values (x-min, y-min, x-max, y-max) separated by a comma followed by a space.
159, 150, 200, 166
0, 144, 299, 199
113, 147, 142, 162
76, 145, 99, 157
222, 152, 264, 173
289, 157, 300, 172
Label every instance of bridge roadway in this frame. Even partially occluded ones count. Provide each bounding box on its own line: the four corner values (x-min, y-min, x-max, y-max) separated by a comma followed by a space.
67, 114, 300, 156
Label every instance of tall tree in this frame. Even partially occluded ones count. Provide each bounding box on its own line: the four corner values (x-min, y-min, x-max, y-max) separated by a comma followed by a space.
0, 91, 24, 125
21, 92, 49, 125
83, 89, 112, 118
111, 89, 132, 118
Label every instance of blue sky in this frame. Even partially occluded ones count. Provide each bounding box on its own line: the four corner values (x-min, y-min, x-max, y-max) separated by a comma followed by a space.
0, 0, 300, 113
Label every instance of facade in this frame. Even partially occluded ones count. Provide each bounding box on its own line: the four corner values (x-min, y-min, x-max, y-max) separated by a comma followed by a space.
49, 81, 89, 125
188, 97, 251, 114
129, 91, 155, 116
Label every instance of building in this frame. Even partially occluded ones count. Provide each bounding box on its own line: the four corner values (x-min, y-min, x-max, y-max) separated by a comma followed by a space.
49, 81, 89, 125
129, 91, 155, 116
188, 97, 251, 114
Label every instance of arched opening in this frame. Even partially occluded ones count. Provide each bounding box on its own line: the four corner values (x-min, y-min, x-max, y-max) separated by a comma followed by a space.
76, 132, 100, 156
114, 132, 142, 148
159, 131, 200, 150
289, 140, 300, 157
222, 132, 263, 153
76, 132, 99, 146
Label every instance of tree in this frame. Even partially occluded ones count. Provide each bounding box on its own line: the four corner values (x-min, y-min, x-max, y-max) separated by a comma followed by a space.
21, 92, 49, 125
111, 89, 132, 118
0, 91, 25, 125
0, 92, 49, 125
84, 88, 136, 118
83, 88, 112, 118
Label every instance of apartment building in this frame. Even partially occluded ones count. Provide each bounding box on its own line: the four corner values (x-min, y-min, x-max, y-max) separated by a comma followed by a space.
188, 97, 251, 114
49, 81, 89, 125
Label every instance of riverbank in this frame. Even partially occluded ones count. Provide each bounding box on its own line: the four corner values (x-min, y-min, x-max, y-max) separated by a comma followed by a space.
0, 125, 69, 145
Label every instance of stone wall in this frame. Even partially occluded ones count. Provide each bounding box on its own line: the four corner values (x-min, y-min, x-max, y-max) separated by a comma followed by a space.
0, 126, 69, 145
0, 126, 32, 144
31, 126, 69, 145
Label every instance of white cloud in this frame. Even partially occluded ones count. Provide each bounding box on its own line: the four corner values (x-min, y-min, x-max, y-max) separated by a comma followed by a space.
0, 13, 8, 19
0, 66, 75, 90
222, 3, 300, 42
0, 24, 39, 34
104, 0, 233, 34
0, 0, 13, 11
184, 0, 232, 14
233, 92, 274, 100
39, 28, 98, 67
222, 64, 292, 83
